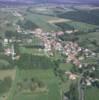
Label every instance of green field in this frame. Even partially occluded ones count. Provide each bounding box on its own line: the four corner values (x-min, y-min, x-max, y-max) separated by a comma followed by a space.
19, 36, 45, 55
54, 21, 99, 32
59, 63, 74, 72
19, 47, 45, 55
32, 36, 43, 45
85, 87, 99, 100
0, 10, 19, 34
0, 6, 99, 100
78, 32, 99, 48
66, 21, 99, 32
8, 69, 61, 100
23, 11, 60, 32
85, 32, 99, 43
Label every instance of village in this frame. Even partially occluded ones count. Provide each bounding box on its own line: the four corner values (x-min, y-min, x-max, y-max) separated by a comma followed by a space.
0, 6, 99, 100
2, 24, 99, 87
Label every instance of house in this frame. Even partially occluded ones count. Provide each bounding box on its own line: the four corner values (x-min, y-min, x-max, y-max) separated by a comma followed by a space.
4, 48, 11, 56
65, 30, 74, 34
86, 79, 92, 86
79, 56, 84, 60
35, 28, 43, 35
78, 64, 83, 68
65, 71, 78, 80
74, 29, 79, 33
17, 25, 22, 33
69, 74, 78, 80
4, 38, 8, 45
55, 42, 62, 51
56, 31, 64, 36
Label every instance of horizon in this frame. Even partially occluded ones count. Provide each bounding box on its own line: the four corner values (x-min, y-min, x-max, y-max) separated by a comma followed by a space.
0, 0, 99, 4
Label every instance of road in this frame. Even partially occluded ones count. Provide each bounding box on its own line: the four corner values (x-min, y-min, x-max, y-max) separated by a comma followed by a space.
78, 70, 89, 100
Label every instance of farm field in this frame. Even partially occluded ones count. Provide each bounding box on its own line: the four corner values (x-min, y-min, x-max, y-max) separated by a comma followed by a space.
0, 4, 99, 100
85, 87, 99, 100
59, 63, 74, 72
54, 21, 99, 32
78, 32, 99, 45
48, 18, 71, 24
85, 32, 99, 43
23, 12, 60, 32
8, 69, 61, 100
0, 69, 17, 100
0, 69, 16, 80
57, 10, 99, 25
0, 10, 19, 34
66, 21, 99, 32
19, 36, 45, 55
19, 47, 45, 55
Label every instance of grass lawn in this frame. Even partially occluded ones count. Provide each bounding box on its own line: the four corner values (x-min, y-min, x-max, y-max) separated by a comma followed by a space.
85, 87, 99, 100
8, 69, 61, 100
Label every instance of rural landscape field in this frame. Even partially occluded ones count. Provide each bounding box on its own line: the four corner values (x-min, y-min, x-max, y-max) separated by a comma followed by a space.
0, 0, 99, 100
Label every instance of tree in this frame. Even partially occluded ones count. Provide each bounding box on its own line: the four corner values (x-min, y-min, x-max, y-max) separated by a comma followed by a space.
0, 42, 3, 52
69, 83, 78, 100
0, 77, 12, 94
17, 20, 38, 30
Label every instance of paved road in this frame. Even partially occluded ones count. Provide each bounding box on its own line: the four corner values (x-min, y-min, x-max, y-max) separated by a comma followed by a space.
78, 70, 89, 100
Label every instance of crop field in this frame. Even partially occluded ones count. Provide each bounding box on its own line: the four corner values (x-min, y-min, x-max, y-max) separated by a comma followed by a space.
22, 11, 60, 32
19, 47, 45, 56
59, 63, 74, 72
48, 18, 71, 24
32, 36, 43, 45
86, 32, 99, 43
8, 69, 61, 100
0, 5, 99, 100
0, 10, 19, 34
85, 87, 99, 100
24, 8, 99, 32
29, 6, 75, 16
0, 69, 17, 100
54, 21, 99, 32
66, 21, 99, 32
57, 10, 99, 25
0, 69, 16, 80
78, 32, 99, 44
29, 7, 55, 15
